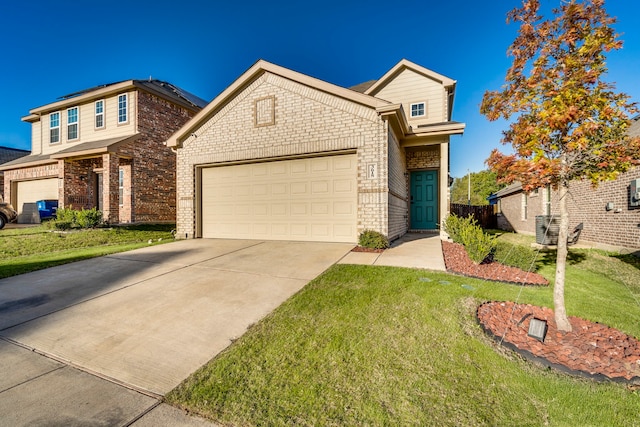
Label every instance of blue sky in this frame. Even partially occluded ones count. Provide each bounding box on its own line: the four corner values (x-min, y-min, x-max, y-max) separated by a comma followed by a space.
1, 0, 638, 178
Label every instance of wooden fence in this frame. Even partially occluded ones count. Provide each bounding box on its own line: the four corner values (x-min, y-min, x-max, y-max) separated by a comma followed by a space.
450, 204, 497, 229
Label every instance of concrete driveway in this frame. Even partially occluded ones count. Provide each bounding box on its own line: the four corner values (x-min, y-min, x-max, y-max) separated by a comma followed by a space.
0, 239, 353, 426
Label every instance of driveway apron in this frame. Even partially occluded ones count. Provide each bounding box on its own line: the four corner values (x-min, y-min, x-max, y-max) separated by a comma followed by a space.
0, 239, 353, 397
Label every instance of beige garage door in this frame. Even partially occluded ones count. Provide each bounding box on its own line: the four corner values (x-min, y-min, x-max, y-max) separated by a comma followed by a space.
16, 178, 59, 223
201, 155, 357, 242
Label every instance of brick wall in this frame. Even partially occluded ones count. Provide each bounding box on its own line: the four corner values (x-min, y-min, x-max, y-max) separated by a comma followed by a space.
498, 171, 640, 250
406, 146, 439, 170
3, 163, 61, 206
63, 158, 95, 209
176, 72, 387, 240
125, 90, 195, 223
564, 168, 640, 249
388, 129, 408, 240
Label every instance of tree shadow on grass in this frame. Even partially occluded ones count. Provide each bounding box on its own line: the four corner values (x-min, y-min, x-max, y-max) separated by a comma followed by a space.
538, 249, 588, 267
613, 251, 640, 271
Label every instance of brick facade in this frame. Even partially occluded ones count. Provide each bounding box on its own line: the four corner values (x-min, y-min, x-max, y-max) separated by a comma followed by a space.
498, 170, 640, 250
496, 117, 640, 250
172, 61, 463, 243
176, 73, 390, 240
3, 86, 198, 224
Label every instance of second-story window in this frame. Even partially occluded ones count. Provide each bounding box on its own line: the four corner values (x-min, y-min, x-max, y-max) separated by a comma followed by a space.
67, 107, 78, 140
410, 102, 426, 118
118, 94, 128, 124
95, 100, 104, 129
50, 112, 60, 143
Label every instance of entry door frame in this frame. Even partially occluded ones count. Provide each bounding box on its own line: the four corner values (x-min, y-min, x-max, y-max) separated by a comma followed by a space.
409, 169, 439, 230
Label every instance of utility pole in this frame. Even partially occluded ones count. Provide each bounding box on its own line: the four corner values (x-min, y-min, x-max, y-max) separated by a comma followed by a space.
467, 169, 471, 206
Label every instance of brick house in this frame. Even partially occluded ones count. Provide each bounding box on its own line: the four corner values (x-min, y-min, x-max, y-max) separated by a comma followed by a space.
0, 146, 29, 200
167, 59, 465, 243
0, 80, 207, 224
493, 116, 640, 250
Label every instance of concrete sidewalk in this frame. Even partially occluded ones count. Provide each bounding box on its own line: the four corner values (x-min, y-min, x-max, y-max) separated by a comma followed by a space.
338, 233, 446, 271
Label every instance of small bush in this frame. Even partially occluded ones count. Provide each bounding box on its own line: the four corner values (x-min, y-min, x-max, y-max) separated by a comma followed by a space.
442, 214, 468, 245
358, 230, 389, 250
493, 240, 539, 272
50, 207, 77, 230
76, 208, 103, 229
49, 207, 103, 230
443, 214, 495, 264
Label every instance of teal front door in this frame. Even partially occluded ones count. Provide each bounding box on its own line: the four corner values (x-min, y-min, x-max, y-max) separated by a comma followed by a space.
410, 170, 438, 229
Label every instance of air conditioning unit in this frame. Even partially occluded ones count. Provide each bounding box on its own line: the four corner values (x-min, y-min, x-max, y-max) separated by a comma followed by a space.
630, 178, 640, 208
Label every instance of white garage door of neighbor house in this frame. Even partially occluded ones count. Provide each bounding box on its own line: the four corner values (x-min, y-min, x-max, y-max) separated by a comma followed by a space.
201, 155, 358, 242
16, 178, 59, 223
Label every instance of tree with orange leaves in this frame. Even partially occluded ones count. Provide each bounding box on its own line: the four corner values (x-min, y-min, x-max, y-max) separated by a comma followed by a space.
481, 0, 640, 331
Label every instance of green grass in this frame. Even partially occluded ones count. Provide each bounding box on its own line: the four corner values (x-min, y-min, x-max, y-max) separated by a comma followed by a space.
167, 243, 640, 426
0, 224, 175, 279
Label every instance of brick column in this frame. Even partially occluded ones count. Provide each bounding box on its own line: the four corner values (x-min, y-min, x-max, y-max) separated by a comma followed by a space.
102, 153, 120, 224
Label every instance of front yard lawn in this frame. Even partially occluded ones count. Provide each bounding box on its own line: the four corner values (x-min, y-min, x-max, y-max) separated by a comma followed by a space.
0, 224, 175, 279
168, 249, 640, 426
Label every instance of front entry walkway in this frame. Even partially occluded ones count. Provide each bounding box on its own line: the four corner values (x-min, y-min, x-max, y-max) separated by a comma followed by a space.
338, 233, 446, 271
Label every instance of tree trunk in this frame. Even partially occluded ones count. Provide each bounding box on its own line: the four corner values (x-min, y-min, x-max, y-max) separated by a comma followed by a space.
554, 183, 572, 332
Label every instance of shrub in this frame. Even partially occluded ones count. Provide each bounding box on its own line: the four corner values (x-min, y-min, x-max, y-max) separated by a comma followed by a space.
76, 208, 103, 229
442, 214, 468, 245
358, 229, 389, 250
49, 207, 103, 230
493, 240, 539, 272
50, 207, 77, 230
443, 214, 496, 264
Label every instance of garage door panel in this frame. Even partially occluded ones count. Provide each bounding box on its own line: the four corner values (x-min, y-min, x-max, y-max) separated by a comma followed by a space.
311, 181, 329, 194
16, 178, 59, 224
201, 155, 357, 242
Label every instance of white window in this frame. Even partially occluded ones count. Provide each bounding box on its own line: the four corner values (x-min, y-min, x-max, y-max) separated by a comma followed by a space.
410, 102, 426, 118
95, 100, 104, 129
118, 94, 128, 124
544, 185, 551, 216
67, 107, 78, 140
119, 168, 124, 206
49, 112, 60, 143
521, 193, 528, 221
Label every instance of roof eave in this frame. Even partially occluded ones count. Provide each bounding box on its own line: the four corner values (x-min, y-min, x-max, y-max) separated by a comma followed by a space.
29, 81, 136, 115
0, 157, 56, 171
167, 60, 390, 148
364, 59, 457, 96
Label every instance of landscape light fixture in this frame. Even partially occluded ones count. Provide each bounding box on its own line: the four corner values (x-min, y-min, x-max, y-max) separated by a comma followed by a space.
528, 318, 548, 342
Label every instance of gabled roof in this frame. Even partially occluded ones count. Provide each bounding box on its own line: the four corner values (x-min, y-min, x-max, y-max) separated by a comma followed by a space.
493, 182, 523, 198
23, 80, 207, 122
167, 60, 391, 148
363, 59, 457, 96
0, 146, 29, 165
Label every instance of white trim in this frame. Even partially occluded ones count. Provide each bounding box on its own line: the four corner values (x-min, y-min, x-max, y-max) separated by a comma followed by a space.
118, 93, 128, 124
118, 167, 124, 206
410, 102, 426, 118
95, 99, 105, 129
67, 106, 79, 140
49, 111, 60, 144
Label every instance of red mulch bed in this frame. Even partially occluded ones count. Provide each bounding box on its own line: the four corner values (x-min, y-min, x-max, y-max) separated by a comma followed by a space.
477, 301, 640, 384
441, 240, 548, 286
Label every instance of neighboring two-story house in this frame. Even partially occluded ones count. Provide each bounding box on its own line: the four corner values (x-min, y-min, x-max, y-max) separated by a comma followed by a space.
0, 146, 29, 201
0, 80, 207, 224
167, 59, 465, 243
